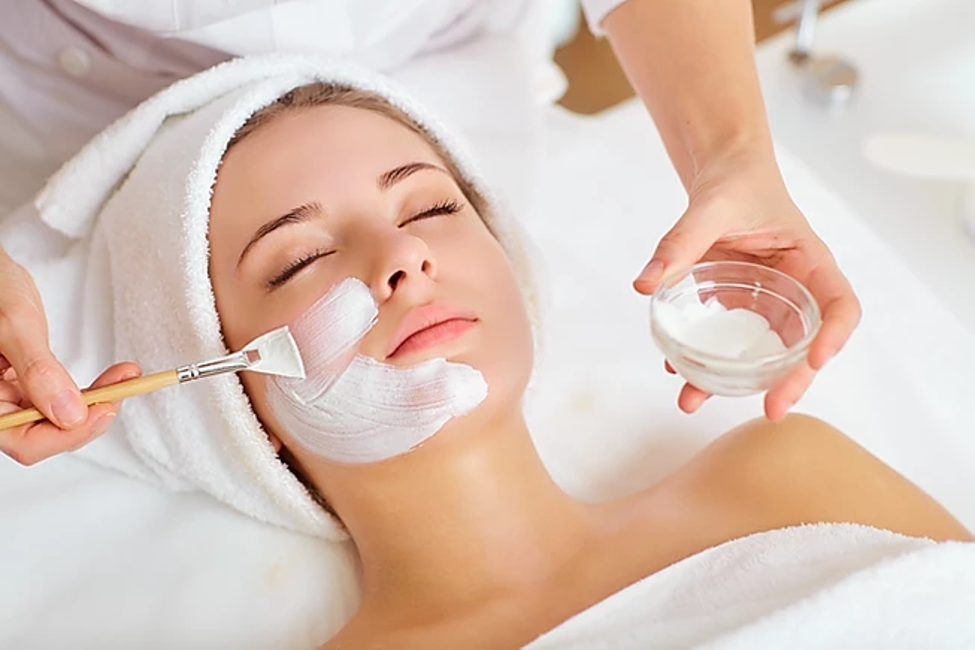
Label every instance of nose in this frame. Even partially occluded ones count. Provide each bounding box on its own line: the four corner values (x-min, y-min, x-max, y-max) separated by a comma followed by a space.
367, 228, 438, 303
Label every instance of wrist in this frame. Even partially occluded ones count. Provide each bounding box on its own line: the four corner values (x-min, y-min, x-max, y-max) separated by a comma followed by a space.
688, 130, 777, 182
685, 142, 794, 211
692, 136, 781, 183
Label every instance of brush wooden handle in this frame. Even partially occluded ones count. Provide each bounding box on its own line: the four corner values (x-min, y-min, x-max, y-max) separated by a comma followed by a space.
0, 370, 180, 431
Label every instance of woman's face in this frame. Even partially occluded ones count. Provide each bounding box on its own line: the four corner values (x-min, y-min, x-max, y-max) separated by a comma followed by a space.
208, 104, 533, 457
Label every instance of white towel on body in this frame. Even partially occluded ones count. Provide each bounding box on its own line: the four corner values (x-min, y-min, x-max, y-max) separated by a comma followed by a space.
7, 54, 538, 539
526, 523, 975, 649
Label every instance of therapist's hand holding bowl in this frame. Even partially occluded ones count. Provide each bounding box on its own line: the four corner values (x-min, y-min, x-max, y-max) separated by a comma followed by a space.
634, 152, 861, 421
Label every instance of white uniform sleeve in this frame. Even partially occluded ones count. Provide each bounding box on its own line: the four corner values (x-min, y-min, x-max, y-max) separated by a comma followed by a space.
579, 0, 631, 36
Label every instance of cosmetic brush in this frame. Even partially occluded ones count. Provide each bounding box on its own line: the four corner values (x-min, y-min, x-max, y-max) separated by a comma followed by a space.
0, 325, 305, 431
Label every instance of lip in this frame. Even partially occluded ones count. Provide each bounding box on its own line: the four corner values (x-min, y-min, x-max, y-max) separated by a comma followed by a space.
386, 302, 478, 359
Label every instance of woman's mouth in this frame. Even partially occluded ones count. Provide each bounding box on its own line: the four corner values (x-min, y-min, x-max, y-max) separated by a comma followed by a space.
387, 303, 478, 360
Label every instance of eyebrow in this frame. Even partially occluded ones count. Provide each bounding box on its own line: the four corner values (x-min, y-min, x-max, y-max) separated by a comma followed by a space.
237, 201, 324, 268
377, 162, 448, 190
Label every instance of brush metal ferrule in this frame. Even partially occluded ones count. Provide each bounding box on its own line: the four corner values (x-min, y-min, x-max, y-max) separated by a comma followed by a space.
176, 352, 250, 383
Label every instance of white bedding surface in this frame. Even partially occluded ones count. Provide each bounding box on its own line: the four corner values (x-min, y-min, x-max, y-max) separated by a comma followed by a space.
2, 100, 974, 649
526, 524, 975, 649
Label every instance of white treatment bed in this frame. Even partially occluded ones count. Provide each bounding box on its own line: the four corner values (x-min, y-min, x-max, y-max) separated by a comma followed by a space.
3, 19, 975, 650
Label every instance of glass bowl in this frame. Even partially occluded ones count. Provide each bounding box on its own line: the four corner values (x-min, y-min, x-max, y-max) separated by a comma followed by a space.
649, 261, 821, 396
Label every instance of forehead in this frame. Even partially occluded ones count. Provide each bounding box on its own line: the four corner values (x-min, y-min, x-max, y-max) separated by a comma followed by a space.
210, 105, 447, 229
225, 104, 440, 176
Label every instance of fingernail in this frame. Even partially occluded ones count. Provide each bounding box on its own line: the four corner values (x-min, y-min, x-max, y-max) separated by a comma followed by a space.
91, 413, 116, 438
638, 260, 665, 286
121, 365, 143, 380
52, 390, 86, 428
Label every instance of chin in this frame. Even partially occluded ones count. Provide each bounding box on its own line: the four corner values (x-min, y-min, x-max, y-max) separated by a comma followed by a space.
452, 349, 529, 415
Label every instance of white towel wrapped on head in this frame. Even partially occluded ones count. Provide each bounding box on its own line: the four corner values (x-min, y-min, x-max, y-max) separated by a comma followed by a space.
19, 55, 538, 539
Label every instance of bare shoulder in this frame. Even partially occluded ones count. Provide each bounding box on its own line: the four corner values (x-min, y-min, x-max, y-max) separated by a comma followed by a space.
664, 413, 972, 543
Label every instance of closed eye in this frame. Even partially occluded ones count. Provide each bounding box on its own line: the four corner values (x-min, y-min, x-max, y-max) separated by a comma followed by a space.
266, 249, 333, 290
400, 199, 464, 227
264, 199, 462, 290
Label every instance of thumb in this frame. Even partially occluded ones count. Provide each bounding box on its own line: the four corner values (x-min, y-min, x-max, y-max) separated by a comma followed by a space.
0, 322, 86, 430
0, 254, 87, 428
11, 348, 86, 430
633, 202, 728, 295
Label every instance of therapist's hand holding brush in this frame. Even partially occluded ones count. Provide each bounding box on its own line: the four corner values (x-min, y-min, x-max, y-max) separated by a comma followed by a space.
0, 247, 142, 465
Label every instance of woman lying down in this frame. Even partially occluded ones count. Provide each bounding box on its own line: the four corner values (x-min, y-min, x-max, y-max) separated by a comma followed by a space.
13, 58, 974, 648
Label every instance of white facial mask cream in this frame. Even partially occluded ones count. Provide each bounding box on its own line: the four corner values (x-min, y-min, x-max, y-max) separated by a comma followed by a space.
267, 278, 488, 464
654, 297, 786, 360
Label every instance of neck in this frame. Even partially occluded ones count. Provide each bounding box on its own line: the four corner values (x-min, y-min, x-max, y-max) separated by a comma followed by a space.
321, 408, 600, 613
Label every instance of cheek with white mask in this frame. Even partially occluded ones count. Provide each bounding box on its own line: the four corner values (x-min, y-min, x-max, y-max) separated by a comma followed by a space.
267, 278, 488, 464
